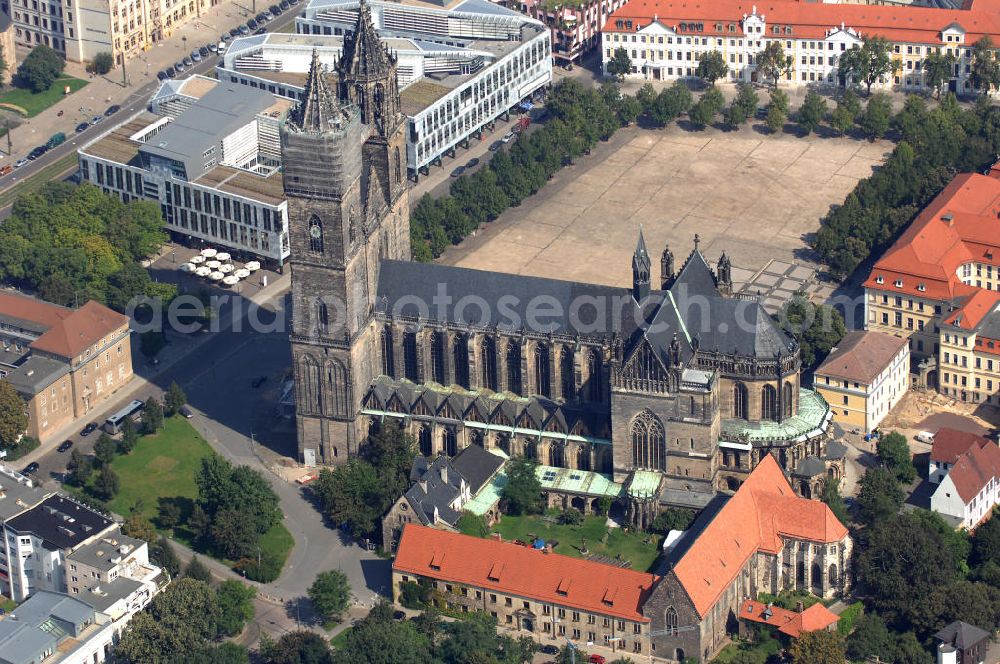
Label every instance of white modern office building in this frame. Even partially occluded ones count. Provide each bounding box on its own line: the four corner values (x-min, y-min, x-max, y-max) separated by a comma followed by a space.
216, 0, 552, 177
77, 76, 293, 267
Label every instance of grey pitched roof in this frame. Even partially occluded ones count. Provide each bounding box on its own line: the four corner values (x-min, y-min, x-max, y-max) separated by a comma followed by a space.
791, 456, 827, 478
450, 444, 504, 495
935, 620, 991, 649
7, 495, 113, 550
825, 440, 848, 460
0, 591, 97, 664
976, 306, 1000, 340
405, 455, 464, 526
4, 355, 69, 397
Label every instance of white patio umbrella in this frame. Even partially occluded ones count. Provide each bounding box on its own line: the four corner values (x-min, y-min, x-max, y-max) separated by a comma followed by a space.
209, 271, 224, 281
195, 266, 212, 277
222, 275, 240, 287
245, 261, 261, 272
206, 260, 221, 270
234, 268, 251, 279
216, 252, 231, 262
190, 255, 206, 264
200, 248, 218, 258
179, 263, 195, 273
219, 264, 234, 274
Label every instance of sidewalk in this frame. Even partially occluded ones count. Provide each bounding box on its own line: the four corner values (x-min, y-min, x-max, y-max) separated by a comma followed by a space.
12, 273, 290, 468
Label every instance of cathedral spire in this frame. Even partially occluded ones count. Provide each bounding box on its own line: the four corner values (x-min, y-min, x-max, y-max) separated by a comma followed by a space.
632, 227, 651, 303
339, 0, 393, 83
289, 50, 340, 133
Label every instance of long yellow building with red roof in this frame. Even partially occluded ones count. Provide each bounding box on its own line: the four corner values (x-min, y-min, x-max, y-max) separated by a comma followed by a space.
863, 166, 1000, 404
601, 0, 1000, 93
392, 454, 850, 662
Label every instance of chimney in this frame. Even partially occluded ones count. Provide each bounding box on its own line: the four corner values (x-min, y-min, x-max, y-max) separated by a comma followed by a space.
418, 479, 427, 494
795, 601, 804, 613
440, 465, 448, 484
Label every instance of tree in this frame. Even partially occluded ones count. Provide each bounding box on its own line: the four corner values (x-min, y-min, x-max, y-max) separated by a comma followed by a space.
188, 503, 211, 541
216, 580, 256, 637
606, 47, 632, 81
773, 297, 846, 370
558, 507, 584, 525
797, 90, 828, 135
847, 614, 896, 663
141, 396, 164, 434
923, 50, 956, 99
13, 44, 64, 92
878, 431, 916, 483
185, 555, 213, 583
0, 380, 27, 450
93, 465, 120, 500
209, 507, 260, 559
787, 629, 846, 664
689, 98, 716, 128
821, 477, 849, 525
861, 92, 892, 140
696, 50, 728, 85
0, 45, 8, 86
90, 52, 114, 75
260, 631, 334, 664
756, 41, 792, 88
150, 536, 181, 577
650, 508, 696, 534
830, 99, 857, 136
309, 570, 352, 624
649, 82, 693, 127
67, 448, 92, 486
910, 579, 1000, 639
855, 512, 961, 622
183, 643, 250, 664
122, 511, 157, 542
839, 36, 899, 94
140, 330, 166, 358
93, 433, 117, 467
502, 457, 544, 515
617, 95, 642, 126
971, 37, 1000, 94
114, 578, 220, 663
724, 103, 747, 129
164, 381, 187, 417
120, 417, 139, 453
636, 83, 657, 113
157, 497, 182, 529
734, 83, 759, 118
856, 466, 904, 525
766, 88, 789, 133
456, 512, 489, 538
972, 509, 1000, 568
331, 606, 432, 664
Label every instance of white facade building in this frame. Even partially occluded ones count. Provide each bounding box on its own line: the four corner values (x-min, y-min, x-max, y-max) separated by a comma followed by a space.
930, 437, 1000, 529
601, 0, 999, 95
77, 76, 293, 267
216, 0, 552, 176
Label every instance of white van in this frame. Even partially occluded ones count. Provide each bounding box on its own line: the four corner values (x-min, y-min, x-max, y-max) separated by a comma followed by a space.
915, 431, 935, 444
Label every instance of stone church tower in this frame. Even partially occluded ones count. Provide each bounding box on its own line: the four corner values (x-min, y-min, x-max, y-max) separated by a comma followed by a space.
282, 0, 410, 465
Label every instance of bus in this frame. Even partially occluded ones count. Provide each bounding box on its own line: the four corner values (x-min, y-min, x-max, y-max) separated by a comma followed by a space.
103, 400, 145, 434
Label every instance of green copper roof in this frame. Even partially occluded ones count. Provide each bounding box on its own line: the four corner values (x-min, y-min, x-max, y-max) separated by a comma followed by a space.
463, 449, 509, 516
720, 388, 831, 443
627, 470, 662, 499
535, 465, 624, 498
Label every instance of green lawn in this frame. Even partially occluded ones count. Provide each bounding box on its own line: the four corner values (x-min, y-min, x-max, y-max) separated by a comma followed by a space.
106, 416, 214, 520
0, 77, 88, 117
259, 520, 295, 566
330, 626, 353, 649
491, 515, 661, 572
711, 635, 782, 664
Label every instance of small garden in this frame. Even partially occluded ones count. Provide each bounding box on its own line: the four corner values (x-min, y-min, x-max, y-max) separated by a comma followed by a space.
0, 44, 87, 117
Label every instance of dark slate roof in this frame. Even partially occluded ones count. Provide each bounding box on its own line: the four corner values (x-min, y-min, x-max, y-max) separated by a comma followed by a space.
825, 441, 848, 460
7, 495, 113, 550
791, 456, 827, 479
450, 444, 504, 495
405, 455, 464, 527
935, 621, 991, 649
977, 307, 1000, 340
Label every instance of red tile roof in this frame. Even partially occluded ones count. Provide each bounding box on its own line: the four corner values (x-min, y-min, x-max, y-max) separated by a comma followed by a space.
739, 600, 840, 638
814, 330, 908, 384
603, 0, 1000, 42
947, 439, 1000, 504
0, 291, 72, 330
392, 525, 658, 622
863, 173, 1000, 302
30, 301, 129, 359
944, 289, 1000, 330
672, 455, 848, 617
931, 427, 991, 465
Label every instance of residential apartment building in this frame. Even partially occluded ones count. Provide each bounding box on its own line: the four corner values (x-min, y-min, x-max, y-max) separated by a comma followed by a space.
393, 456, 851, 663
516, 0, 627, 66
0, 293, 133, 443
929, 427, 990, 484
864, 168, 1000, 404
814, 330, 909, 433
601, 0, 1000, 95
226, 0, 551, 177
930, 434, 1000, 529
0, 465, 48, 598
78, 77, 293, 267
0, 590, 117, 664
393, 523, 659, 657
2, 0, 218, 64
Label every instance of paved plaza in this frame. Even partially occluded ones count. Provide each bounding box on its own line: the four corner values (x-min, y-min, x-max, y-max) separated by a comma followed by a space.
442, 124, 890, 308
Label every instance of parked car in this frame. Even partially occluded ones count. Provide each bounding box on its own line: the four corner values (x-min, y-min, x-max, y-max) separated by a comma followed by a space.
81, 422, 98, 436
501, 131, 516, 143
207, 43, 218, 53
228, 28, 241, 38
269, 4, 282, 14
261, 10, 274, 19
21, 462, 39, 475
288, 0, 299, 6
179, 405, 194, 419
46, 132, 66, 148
13, 158, 28, 168
57, 440, 74, 453
252, 375, 268, 388
238, 24, 250, 35
75, 122, 90, 134
0, 164, 11, 176
220, 32, 231, 41
539, 645, 559, 655
156, 70, 168, 80
183, 56, 193, 67
255, 12, 267, 22
191, 50, 202, 62
392, 610, 406, 621
198, 46, 210, 57
488, 140, 503, 151
217, 42, 228, 53
27, 146, 47, 160
588, 656, 606, 664
254, 27, 266, 34
450, 166, 465, 177
247, 18, 259, 29
165, 65, 177, 77
915, 431, 935, 443
466, 157, 480, 168
175, 61, 186, 72
104, 104, 120, 116
279, 0, 291, 8
89, 115, 103, 126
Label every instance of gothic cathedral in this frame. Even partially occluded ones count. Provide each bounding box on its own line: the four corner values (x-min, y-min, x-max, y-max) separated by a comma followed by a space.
281, 0, 410, 465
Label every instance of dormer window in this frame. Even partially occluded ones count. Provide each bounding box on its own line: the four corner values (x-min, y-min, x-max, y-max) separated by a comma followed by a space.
894, 279, 903, 288
876, 276, 884, 284
918, 283, 926, 292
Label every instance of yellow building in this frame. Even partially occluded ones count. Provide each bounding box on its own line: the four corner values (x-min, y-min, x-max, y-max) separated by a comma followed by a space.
815, 330, 909, 433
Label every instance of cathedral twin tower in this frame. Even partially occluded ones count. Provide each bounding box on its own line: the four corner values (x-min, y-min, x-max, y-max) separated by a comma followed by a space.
281, 0, 410, 465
